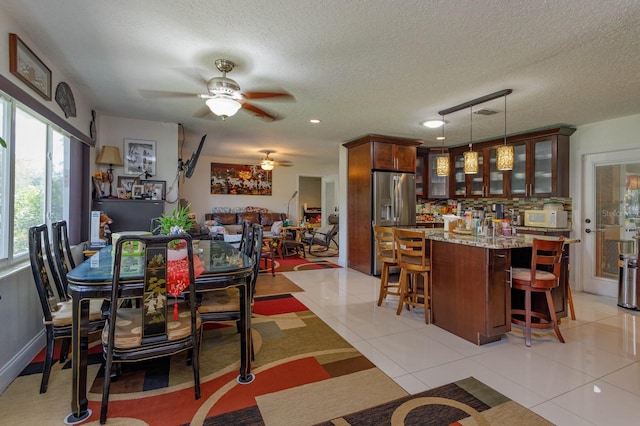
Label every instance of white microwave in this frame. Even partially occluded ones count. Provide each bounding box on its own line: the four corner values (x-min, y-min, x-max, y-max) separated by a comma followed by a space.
524, 210, 568, 228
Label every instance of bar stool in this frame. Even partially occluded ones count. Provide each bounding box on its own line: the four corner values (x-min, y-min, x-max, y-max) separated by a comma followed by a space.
394, 228, 431, 324
373, 225, 400, 306
511, 237, 565, 347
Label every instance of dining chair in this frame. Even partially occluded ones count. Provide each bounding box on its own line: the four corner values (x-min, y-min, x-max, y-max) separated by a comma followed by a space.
51, 220, 76, 299
394, 228, 431, 324
197, 224, 262, 359
28, 224, 104, 394
100, 233, 201, 424
238, 220, 253, 255
511, 237, 565, 347
373, 225, 400, 306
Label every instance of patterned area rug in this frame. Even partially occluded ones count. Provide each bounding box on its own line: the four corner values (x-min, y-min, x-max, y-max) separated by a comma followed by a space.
5, 295, 549, 425
271, 256, 342, 273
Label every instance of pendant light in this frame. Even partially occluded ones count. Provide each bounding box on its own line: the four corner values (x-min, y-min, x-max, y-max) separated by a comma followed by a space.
436, 114, 449, 176
496, 93, 514, 170
463, 106, 478, 174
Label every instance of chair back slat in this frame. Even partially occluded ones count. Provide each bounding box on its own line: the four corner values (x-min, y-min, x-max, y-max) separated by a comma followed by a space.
28, 225, 61, 322
394, 228, 430, 270
52, 220, 74, 299
373, 225, 396, 263
238, 221, 253, 255
530, 238, 564, 285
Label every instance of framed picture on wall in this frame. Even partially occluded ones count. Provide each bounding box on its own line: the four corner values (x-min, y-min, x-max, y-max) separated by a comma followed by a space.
124, 139, 156, 176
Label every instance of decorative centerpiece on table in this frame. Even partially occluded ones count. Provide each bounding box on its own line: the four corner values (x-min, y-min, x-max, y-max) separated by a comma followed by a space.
154, 204, 195, 261
154, 204, 204, 318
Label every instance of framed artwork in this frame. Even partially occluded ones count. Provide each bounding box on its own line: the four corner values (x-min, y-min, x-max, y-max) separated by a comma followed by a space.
116, 188, 128, 199
210, 163, 272, 195
124, 139, 156, 176
117, 176, 136, 193
131, 184, 144, 199
141, 179, 166, 200
9, 33, 52, 101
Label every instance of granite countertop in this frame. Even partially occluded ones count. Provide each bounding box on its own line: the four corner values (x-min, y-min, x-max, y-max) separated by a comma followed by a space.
513, 225, 573, 232
409, 228, 579, 249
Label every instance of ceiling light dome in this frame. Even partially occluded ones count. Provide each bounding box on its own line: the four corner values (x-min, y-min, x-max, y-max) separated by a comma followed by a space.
421, 119, 445, 128
261, 159, 275, 171
206, 96, 242, 118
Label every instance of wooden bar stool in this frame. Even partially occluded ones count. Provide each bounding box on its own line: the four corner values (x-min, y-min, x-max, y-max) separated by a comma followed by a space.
373, 225, 400, 306
394, 228, 431, 324
511, 237, 565, 347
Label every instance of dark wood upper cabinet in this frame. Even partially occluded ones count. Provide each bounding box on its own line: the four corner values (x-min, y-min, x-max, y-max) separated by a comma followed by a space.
372, 141, 416, 172
448, 126, 574, 199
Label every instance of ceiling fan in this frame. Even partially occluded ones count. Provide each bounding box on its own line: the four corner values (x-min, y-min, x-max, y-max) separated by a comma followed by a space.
198, 59, 294, 121
259, 150, 292, 170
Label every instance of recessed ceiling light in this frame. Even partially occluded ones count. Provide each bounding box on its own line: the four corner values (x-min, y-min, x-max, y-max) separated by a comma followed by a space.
309, 119, 321, 124
421, 119, 445, 128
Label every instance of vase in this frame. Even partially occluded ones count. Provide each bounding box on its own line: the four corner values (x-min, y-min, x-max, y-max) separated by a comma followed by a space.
168, 247, 188, 261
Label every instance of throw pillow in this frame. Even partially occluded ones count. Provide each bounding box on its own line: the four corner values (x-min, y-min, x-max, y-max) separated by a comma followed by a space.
271, 220, 283, 236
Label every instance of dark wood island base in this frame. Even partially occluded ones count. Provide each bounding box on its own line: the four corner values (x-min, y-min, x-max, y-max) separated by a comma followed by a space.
431, 240, 511, 345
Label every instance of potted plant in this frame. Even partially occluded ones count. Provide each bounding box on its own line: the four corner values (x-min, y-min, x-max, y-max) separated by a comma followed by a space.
154, 204, 195, 260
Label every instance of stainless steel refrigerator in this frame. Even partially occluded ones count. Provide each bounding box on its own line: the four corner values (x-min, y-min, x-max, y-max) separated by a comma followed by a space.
372, 171, 416, 274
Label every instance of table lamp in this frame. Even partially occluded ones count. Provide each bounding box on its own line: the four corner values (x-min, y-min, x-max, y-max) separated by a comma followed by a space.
96, 145, 123, 197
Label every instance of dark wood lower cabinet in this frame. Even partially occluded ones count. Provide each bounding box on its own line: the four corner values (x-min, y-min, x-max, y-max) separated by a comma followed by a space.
431, 241, 511, 345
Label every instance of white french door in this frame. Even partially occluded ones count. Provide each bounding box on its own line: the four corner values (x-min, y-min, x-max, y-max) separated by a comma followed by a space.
582, 149, 640, 297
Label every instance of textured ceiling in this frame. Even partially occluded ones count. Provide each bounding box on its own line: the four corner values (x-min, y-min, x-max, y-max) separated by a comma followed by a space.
3, 0, 640, 166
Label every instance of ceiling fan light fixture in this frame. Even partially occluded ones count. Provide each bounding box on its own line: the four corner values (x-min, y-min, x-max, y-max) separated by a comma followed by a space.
260, 159, 275, 171
206, 96, 242, 118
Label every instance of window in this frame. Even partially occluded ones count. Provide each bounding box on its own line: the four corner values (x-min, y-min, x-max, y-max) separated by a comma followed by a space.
0, 95, 70, 264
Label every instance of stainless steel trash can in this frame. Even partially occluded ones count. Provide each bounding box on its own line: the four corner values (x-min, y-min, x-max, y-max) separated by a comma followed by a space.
617, 253, 638, 309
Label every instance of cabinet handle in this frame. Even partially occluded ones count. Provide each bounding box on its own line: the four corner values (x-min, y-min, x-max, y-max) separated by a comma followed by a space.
495, 253, 506, 258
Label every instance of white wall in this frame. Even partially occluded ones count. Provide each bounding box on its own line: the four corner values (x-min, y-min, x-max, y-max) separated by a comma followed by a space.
96, 115, 179, 215
0, 10, 93, 138
179, 155, 339, 225
570, 113, 640, 291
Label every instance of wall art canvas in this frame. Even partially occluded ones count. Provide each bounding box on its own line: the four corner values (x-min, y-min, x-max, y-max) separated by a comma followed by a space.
210, 163, 272, 195
124, 139, 156, 176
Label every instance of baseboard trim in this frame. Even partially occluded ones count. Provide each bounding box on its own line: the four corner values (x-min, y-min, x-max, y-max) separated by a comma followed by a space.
0, 330, 45, 395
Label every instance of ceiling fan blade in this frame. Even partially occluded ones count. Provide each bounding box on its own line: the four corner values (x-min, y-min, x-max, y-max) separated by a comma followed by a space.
241, 102, 281, 121
242, 90, 294, 101
138, 89, 197, 99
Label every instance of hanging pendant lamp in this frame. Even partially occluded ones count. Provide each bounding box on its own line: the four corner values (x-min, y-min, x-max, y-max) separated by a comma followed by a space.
436, 114, 449, 176
463, 107, 478, 174
496, 93, 514, 170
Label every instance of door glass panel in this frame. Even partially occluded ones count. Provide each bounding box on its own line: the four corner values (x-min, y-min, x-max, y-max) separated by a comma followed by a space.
416, 156, 424, 197
488, 148, 504, 195
428, 153, 449, 198
453, 154, 466, 196
470, 152, 484, 196
534, 140, 552, 194
511, 144, 527, 195
595, 163, 640, 279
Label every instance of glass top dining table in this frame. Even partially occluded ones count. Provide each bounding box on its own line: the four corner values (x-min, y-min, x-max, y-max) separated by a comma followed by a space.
64, 240, 255, 424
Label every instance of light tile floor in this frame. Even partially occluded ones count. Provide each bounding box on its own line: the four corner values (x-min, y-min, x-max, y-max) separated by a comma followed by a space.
283, 266, 640, 426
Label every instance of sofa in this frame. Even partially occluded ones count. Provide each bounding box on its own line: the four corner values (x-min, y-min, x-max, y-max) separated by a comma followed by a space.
204, 211, 287, 235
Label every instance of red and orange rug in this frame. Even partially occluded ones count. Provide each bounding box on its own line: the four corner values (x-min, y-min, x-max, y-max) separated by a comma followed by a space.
269, 256, 341, 273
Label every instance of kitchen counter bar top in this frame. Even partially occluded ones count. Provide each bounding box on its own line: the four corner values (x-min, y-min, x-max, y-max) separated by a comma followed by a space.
407, 228, 579, 249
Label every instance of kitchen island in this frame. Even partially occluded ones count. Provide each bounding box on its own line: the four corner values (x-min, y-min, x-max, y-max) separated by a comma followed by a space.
412, 230, 575, 345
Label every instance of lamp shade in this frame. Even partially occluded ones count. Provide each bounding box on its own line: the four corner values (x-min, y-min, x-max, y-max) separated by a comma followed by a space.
96, 146, 123, 166
261, 159, 275, 171
206, 96, 242, 117
496, 145, 514, 170
463, 150, 478, 174
436, 155, 450, 176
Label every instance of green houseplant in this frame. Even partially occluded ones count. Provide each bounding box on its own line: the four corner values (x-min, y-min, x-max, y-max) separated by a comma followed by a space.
154, 204, 194, 252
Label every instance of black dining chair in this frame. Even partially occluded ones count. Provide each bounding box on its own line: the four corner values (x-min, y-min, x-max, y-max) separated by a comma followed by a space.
51, 220, 75, 298
100, 233, 201, 424
197, 224, 262, 359
28, 224, 104, 394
